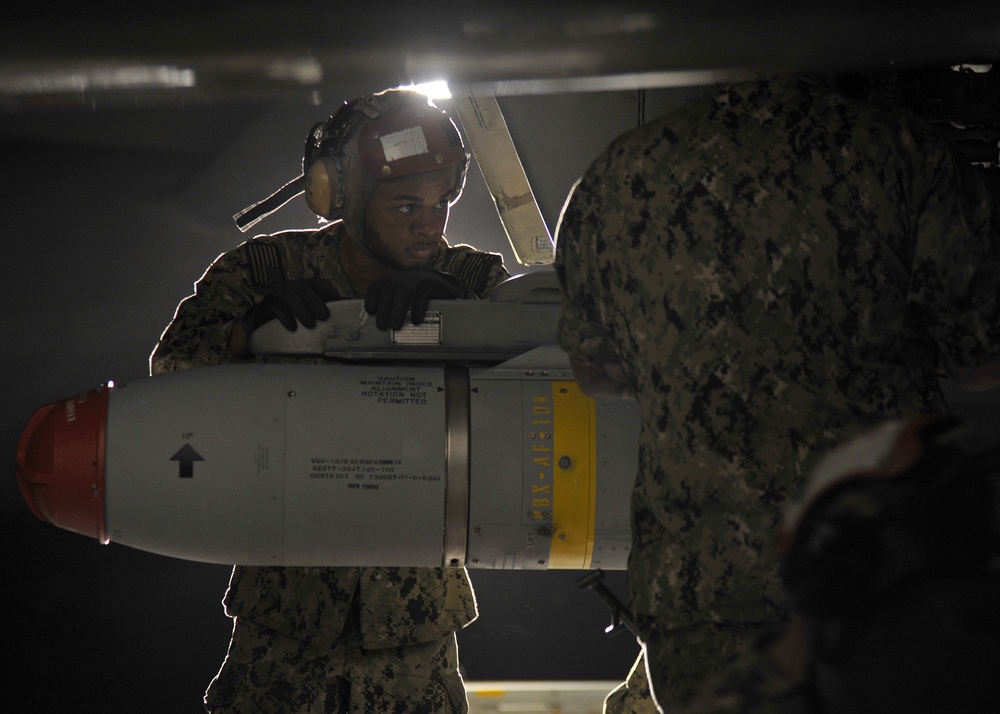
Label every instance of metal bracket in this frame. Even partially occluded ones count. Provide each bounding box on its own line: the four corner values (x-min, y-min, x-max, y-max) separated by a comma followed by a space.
577, 568, 639, 637
451, 87, 555, 266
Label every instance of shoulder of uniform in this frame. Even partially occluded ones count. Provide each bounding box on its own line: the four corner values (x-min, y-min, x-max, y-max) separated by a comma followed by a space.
437, 244, 509, 296
441, 243, 506, 267
237, 225, 340, 286
443, 242, 495, 255
240, 227, 324, 248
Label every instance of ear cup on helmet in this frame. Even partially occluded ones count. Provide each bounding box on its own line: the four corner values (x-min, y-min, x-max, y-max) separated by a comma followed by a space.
301, 103, 362, 224
302, 119, 330, 167
303, 155, 342, 219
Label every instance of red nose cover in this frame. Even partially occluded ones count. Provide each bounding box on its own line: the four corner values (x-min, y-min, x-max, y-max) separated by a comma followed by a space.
16, 386, 109, 543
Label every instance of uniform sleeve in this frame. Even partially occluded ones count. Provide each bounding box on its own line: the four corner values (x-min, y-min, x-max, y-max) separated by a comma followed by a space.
555, 176, 623, 367
149, 246, 256, 375
906, 127, 1000, 371
481, 256, 512, 295
671, 628, 808, 714
436, 244, 510, 298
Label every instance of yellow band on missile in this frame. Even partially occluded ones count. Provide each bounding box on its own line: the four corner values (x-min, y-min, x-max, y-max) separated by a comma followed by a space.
549, 380, 597, 569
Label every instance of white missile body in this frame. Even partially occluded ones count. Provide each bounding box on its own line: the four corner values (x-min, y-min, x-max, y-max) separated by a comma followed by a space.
17, 272, 640, 570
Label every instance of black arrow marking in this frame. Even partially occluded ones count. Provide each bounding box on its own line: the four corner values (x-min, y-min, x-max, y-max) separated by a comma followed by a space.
170, 443, 204, 478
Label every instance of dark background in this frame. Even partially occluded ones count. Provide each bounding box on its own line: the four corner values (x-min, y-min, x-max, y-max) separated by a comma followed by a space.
2, 3, 998, 712
1, 88, 653, 712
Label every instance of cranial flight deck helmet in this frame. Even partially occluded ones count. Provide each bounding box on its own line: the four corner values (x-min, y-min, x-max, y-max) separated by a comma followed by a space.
234, 88, 469, 242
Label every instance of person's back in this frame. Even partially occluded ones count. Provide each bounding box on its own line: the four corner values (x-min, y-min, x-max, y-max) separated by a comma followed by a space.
555, 73, 1000, 705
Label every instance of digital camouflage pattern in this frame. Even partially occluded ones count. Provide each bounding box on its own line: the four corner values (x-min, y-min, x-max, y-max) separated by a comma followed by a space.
668, 631, 809, 714
655, 415, 1000, 713
605, 623, 762, 711
151, 221, 508, 712
555, 74, 1000, 706
204, 620, 467, 713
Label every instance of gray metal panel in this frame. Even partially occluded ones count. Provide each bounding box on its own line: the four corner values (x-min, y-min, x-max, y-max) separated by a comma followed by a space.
248, 271, 561, 362
471, 345, 574, 381
444, 366, 471, 567
468, 526, 553, 570
104, 364, 288, 565
105, 363, 451, 567
467, 368, 638, 571
591, 398, 641, 571
467, 374, 553, 570
280, 364, 449, 566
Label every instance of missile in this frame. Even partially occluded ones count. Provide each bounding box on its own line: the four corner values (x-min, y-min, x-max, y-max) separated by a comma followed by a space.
16, 272, 640, 570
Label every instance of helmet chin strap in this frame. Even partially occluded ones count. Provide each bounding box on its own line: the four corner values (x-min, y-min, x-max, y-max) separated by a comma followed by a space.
233, 174, 305, 233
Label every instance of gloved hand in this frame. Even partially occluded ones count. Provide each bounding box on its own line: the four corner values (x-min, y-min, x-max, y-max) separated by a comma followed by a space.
242, 276, 341, 333
364, 270, 465, 330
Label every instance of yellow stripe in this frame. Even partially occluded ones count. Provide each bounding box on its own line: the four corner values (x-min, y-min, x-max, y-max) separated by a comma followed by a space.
549, 380, 597, 569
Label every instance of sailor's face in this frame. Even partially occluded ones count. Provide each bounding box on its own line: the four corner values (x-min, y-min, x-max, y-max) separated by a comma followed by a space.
363, 168, 454, 270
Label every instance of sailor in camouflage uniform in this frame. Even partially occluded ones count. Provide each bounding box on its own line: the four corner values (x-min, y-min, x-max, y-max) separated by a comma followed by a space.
151, 89, 508, 713
554, 74, 1000, 711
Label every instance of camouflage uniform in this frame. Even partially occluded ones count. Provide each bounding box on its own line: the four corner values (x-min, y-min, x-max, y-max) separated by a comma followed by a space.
667, 630, 810, 714
554, 75, 1000, 710
151, 222, 509, 713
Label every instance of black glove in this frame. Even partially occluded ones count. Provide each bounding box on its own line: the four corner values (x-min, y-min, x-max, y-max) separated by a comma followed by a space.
243, 276, 341, 333
364, 270, 465, 330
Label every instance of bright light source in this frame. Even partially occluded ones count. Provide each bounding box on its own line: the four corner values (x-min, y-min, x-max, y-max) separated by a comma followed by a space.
398, 80, 451, 99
